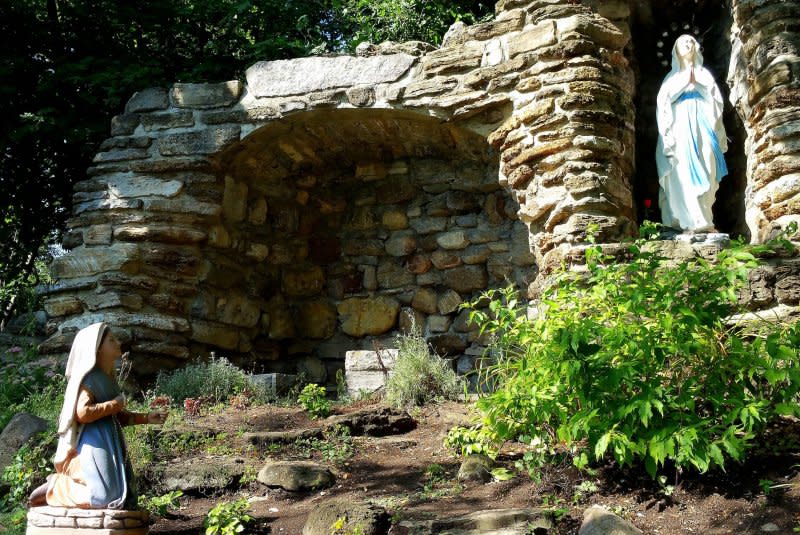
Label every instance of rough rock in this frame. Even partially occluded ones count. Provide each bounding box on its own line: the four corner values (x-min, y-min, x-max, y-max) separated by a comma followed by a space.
27, 507, 148, 532
327, 406, 417, 437
249, 373, 298, 398
124, 87, 168, 113
338, 297, 400, 337
246, 54, 416, 97
457, 454, 494, 483
303, 499, 390, 535
579, 506, 643, 535
160, 456, 250, 493
171, 81, 242, 109
345, 349, 398, 397
390, 508, 553, 534
257, 461, 335, 492
0, 413, 49, 480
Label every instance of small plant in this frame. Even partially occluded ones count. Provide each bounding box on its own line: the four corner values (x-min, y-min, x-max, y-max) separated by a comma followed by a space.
204, 498, 253, 535
298, 383, 331, 418
184, 397, 204, 418
444, 425, 497, 457
138, 490, 183, 517
1, 433, 55, 510
759, 478, 774, 496
385, 326, 463, 408
572, 480, 599, 504
335, 369, 348, 401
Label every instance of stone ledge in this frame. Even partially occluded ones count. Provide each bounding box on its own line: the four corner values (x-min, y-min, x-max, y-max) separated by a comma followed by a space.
27, 507, 148, 534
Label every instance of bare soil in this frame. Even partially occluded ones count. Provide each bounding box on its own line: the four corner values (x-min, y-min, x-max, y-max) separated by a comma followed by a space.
148, 400, 800, 534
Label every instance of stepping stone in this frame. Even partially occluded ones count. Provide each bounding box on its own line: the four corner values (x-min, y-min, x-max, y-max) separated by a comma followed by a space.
27, 506, 149, 534
244, 428, 323, 447
326, 406, 416, 437
457, 453, 494, 483
303, 498, 389, 535
257, 460, 335, 492
390, 508, 552, 534
159, 455, 252, 493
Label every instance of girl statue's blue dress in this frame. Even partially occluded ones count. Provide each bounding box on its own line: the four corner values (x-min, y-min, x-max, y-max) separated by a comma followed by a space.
656, 34, 728, 232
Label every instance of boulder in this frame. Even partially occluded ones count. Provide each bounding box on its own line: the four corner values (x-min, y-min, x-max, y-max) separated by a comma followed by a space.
257, 461, 335, 492
578, 506, 643, 535
0, 413, 49, 479
337, 297, 400, 337
390, 508, 552, 534
345, 349, 398, 397
327, 406, 416, 437
303, 498, 390, 535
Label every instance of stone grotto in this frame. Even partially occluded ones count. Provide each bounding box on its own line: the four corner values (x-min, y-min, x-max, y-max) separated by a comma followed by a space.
37, 0, 800, 383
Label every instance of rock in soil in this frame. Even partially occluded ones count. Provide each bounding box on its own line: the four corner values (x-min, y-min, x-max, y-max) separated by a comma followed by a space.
389, 508, 553, 534
0, 413, 48, 477
303, 498, 390, 535
579, 505, 643, 535
457, 453, 494, 483
159, 455, 251, 493
327, 406, 416, 436
257, 460, 335, 492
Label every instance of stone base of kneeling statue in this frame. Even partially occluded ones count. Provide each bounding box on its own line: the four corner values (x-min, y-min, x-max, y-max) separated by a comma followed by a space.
26, 506, 149, 535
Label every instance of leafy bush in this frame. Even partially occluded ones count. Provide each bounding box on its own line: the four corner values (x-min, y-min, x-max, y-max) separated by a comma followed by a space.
1, 433, 56, 511
204, 498, 252, 535
469, 227, 800, 477
0, 344, 63, 430
297, 384, 330, 419
138, 490, 183, 517
385, 328, 463, 408
153, 357, 270, 406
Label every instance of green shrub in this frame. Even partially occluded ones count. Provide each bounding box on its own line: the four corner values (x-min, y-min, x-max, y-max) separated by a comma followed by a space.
153, 357, 270, 406
385, 328, 463, 408
469, 226, 800, 477
204, 497, 252, 535
297, 384, 330, 419
1, 433, 56, 510
0, 344, 64, 430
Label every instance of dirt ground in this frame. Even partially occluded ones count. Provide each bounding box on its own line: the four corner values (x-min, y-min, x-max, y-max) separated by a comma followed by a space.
148, 400, 800, 534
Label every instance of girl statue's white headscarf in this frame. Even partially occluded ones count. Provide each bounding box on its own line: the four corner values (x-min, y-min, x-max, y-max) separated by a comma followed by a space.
54, 322, 108, 470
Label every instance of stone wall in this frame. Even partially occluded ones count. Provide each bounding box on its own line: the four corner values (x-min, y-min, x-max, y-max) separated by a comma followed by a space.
729, 0, 800, 242
39, 0, 800, 379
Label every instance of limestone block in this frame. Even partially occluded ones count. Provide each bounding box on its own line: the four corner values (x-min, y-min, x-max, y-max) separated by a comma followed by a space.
346, 85, 376, 107
282, 266, 325, 297
113, 225, 207, 244
106, 175, 183, 199
74, 197, 143, 215
257, 461, 335, 492
171, 81, 242, 109
82, 292, 143, 312
216, 293, 261, 328
405, 77, 459, 99
190, 319, 239, 350
246, 54, 416, 97
124, 86, 168, 113
337, 296, 400, 337
140, 111, 194, 131
249, 197, 268, 224
345, 349, 398, 397
508, 21, 557, 57
412, 288, 438, 314
555, 14, 628, 49
44, 296, 84, 317
92, 148, 150, 163
428, 314, 452, 333
296, 300, 337, 339
579, 505, 643, 535
51, 243, 139, 279
461, 245, 492, 264
158, 125, 241, 156
363, 265, 378, 291
443, 265, 488, 294
409, 217, 448, 234
406, 254, 432, 274
421, 43, 483, 75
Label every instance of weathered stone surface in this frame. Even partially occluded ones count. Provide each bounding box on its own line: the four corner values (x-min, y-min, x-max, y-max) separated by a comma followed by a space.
346, 85, 376, 107
44, 296, 84, 317
250, 373, 298, 398
579, 505, 643, 535
257, 461, 335, 492
50, 244, 138, 279
113, 225, 207, 244
399, 307, 426, 334
160, 456, 250, 493
328, 406, 417, 436
412, 287, 439, 314
296, 300, 338, 339
378, 260, 415, 288
124, 87, 168, 113
457, 453, 493, 483
107, 175, 184, 198
406, 254, 433, 274
386, 234, 418, 256
390, 508, 552, 535
437, 230, 470, 250
410, 216, 448, 234
345, 349, 398, 397
508, 21, 557, 57
428, 334, 467, 356
382, 210, 409, 229
428, 314, 452, 333
246, 54, 416, 97
443, 265, 488, 293
158, 125, 240, 156
338, 296, 400, 337
304, 499, 389, 535
190, 320, 239, 350
431, 250, 462, 270
110, 114, 140, 136
438, 289, 462, 314
140, 111, 194, 131
0, 413, 48, 479
282, 266, 325, 297
27, 507, 148, 533
171, 81, 242, 109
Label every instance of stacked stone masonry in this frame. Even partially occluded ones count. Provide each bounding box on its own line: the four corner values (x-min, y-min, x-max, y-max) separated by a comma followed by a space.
40, 0, 800, 378
27, 507, 148, 534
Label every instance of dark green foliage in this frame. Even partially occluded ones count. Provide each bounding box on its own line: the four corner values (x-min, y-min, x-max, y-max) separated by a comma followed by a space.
469, 226, 800, 477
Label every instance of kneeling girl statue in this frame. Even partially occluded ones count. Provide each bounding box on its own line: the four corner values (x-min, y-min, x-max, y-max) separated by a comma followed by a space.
656, 34, 728, 232
29, 322, 167, 509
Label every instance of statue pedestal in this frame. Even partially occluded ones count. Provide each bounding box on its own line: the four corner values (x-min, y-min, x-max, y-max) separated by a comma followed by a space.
26, 507, 148, 534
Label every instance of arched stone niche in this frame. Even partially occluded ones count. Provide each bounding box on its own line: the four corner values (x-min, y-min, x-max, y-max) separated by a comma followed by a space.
40, 0, 799, 377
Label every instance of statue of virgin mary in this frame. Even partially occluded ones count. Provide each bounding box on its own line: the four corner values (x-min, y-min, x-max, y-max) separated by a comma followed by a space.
656, 34, 728, 232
